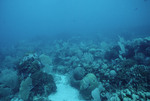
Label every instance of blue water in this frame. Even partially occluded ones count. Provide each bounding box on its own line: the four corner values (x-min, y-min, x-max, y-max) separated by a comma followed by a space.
0, 0, 150, 43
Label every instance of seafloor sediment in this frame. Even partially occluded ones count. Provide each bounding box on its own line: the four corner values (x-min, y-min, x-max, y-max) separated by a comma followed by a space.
0, 36, 150, 101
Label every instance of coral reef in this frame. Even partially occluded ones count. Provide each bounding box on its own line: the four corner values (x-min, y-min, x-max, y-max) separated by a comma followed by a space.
1, 36, 150, 101
17, 53, 56, 101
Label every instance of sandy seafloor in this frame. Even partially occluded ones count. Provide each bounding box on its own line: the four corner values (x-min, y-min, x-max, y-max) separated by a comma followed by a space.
48, 74, 85, 101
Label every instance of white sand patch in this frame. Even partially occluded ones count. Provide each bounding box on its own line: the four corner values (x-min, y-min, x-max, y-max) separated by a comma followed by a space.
48, 74, 85, 101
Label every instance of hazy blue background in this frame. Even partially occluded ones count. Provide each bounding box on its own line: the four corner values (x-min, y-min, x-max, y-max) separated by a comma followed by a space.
0, 0, 150, 44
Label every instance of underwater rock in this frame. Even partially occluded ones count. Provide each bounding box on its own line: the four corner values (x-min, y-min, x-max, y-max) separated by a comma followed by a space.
73, 67, 85, 80
80, 73, 99, 100
20, 53, 38, 64
70, 76, 81, 89
17, 53, 42, 78
30, 71, 56, 97
109, 70, 117, 77
70, 67, 85, 89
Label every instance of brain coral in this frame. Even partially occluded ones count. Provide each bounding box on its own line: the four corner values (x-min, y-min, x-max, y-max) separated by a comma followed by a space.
80, 73, 99, 100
